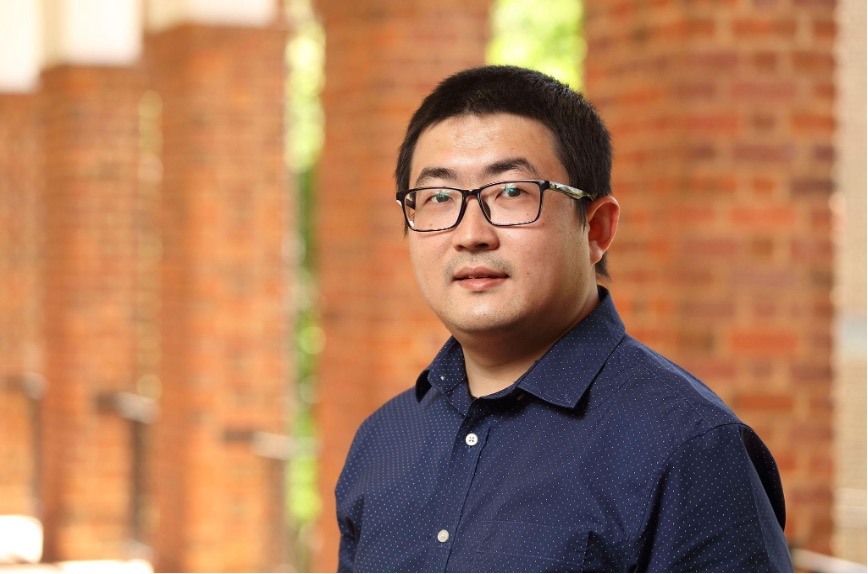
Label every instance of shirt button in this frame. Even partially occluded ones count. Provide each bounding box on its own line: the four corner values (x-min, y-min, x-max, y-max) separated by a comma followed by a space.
437, 529, 450, 543
465, 433, 479, 446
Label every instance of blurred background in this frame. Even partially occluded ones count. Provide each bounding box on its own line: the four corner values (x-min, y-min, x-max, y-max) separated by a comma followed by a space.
0, 0, 864, 572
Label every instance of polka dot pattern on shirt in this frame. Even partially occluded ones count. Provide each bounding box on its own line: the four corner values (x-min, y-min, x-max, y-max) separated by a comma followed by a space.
335, 289, 792, 572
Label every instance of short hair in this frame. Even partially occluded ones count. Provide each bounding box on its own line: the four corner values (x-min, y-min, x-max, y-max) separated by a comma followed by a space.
395, 65, 613, 279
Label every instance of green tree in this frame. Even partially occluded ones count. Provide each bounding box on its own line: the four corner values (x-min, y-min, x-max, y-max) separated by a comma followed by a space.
487, 0, 584, 89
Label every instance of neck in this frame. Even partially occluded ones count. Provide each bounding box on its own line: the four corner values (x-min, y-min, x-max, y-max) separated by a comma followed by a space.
458, 289, 601, 397
462, 342, 541, 397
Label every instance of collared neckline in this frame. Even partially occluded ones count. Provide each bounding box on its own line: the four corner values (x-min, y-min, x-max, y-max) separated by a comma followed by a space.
416, 287, 627, 409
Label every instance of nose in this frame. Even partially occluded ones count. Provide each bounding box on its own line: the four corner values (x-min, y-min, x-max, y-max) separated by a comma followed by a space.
451, 195, 499, 252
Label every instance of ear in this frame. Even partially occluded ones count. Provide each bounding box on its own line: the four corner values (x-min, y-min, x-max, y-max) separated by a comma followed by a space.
585, 195, 620, 265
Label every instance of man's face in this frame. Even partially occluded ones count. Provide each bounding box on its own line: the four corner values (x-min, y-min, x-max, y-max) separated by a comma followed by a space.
407, 113, 601, 342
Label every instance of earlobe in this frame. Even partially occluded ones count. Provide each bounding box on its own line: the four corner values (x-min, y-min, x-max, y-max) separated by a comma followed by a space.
586, 196, 620, 264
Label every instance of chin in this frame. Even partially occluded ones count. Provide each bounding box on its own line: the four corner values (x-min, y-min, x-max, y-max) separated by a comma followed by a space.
444, 313, 519, 337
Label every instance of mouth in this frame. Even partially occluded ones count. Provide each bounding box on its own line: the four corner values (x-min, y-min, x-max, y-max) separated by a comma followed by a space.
453, 266, 509, 290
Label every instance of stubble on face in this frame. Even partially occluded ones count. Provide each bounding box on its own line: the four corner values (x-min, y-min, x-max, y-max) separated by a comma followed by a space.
407, 113, 595, 346
437, 252, 517, 332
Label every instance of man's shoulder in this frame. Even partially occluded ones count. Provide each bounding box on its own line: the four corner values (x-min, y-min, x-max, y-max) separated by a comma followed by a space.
599, 335, 743, 436
356, 386, 421, 433
576, 335, 763, 491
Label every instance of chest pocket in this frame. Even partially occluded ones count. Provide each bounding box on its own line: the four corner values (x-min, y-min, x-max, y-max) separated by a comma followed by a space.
472, 520, 587, 572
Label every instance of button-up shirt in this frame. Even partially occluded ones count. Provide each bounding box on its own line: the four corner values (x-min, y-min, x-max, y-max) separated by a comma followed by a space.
336, 289, 792, 572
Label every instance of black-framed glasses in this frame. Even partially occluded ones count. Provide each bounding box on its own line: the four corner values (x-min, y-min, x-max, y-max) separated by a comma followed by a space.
396, 180, 592, 232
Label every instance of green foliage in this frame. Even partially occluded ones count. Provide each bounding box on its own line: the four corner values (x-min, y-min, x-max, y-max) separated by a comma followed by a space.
286, 0, 325, 173
285, 4, 324, 568
487, 0, 584, 90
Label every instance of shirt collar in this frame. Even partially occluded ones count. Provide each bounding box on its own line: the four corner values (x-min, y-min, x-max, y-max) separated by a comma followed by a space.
416, 287, 627, 409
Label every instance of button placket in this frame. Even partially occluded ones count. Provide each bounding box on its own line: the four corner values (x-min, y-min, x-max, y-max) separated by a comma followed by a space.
432, 405, 494, 570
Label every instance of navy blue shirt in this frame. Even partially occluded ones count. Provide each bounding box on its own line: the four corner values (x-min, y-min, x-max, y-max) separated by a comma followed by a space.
336, 289, 792, 572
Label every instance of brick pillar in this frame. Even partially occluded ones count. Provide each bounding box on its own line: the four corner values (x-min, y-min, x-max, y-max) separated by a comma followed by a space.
0, 93, 41, 517
147, 23, 291, 573
312, 0, 490, 569
39, 65, 143, 560
585, 1, 836, 553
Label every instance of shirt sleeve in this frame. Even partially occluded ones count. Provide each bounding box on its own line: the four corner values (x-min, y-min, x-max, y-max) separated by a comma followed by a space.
632, 423, 793, 573
337, 511, 357, 572
335, 415, 374, 573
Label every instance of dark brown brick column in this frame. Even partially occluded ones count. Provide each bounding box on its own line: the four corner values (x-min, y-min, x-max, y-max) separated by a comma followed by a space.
147, 24, 291, 572
39, 65, 144, 560
584, 0, 836, 553
311, 0, 490, 569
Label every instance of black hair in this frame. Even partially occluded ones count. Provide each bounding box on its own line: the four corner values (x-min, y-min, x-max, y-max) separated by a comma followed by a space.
395, 65, 613, 278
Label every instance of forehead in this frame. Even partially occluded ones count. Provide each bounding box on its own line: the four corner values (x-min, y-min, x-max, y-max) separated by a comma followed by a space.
410, 113, 564, 184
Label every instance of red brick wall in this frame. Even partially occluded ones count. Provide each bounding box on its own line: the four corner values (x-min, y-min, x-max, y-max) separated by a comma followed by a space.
584, 0, 836, 554
0, 94, 41, 517
147, 24, 291, 572
0, 19, 292, 571
311, 0, 490, 569
39, 65, 144, 560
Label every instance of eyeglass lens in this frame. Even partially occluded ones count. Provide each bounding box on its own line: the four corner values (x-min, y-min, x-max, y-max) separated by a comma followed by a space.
404, 181, 542, 231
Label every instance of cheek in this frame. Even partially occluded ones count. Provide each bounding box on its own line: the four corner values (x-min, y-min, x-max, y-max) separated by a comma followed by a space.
525, 228, 588, 285
408, 239, 441, 291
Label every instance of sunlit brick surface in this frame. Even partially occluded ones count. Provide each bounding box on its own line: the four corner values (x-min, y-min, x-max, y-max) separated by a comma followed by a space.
147, 24, 290, 572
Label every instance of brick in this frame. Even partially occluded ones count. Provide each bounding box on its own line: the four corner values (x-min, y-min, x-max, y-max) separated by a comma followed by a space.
748, 112, 780, 135
812, 81, 836, 101
731, 17, 797, 39
732, 143, 796, 163
790, 177, 834, 197
671, 81, 718, 100
791, 112, 835, 135
751, 50, 780, 71
812, 17, 838, 42
731, 80, 798, 101
729, 205, 798, 228
675, 327, 716, 353
792, 51, 836, 75
747, 237, 777, 259
727, 328, 800, 355
793, 0, 836, 9
730, 268, 800, 290
683, 49, 739, 71
683, 112, 741, 135
750, 176, 781, 196
791, 238, 834, 260
735, 392, 795, 412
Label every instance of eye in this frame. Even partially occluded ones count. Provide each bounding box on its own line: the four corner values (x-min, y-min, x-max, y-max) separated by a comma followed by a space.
498, 183, 528, 199
420, 190, 455, 205
502, 185, 522, 198
430, 191, 453, 204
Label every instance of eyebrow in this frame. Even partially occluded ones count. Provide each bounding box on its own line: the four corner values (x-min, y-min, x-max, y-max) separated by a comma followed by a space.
415, 166, 457, 186
414, 157, 542, 188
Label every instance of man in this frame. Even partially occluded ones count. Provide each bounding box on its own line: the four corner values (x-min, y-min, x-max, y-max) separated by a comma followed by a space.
336, 65, 792, 572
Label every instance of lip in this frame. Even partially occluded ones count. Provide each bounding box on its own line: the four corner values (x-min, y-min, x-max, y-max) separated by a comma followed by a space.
453, 265, 509, 291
